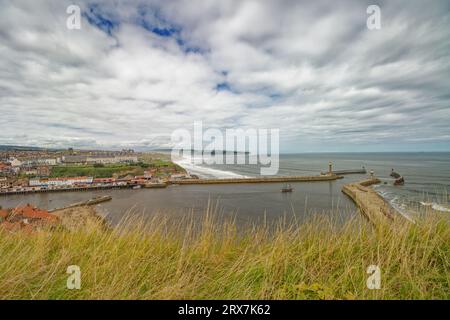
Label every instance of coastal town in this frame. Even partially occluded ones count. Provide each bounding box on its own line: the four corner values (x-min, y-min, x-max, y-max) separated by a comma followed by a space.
0, 147, 194, 195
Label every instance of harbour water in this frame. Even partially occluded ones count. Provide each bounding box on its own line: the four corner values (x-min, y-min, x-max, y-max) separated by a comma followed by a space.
175, 152, 450, 218
1, 153, 449, 224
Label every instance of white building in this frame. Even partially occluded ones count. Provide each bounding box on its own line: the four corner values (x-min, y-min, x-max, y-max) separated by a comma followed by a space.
86, 155, 138, 164
29, 176, 93, 187
9, 158, 22, 167
22, 158, 59, 166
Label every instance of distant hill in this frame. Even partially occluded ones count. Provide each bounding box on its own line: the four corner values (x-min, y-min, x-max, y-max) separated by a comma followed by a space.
0, 145, 62, 152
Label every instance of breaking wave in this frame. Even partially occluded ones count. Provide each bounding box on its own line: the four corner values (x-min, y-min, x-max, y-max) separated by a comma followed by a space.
173, 156, 248, 179
420, 202, 450, 213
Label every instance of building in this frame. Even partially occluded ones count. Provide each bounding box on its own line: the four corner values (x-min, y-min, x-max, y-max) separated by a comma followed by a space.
114, 155, 138, 163
0, 162, 11, 175
29, 176, 93, 187
134, 175, 152, 181
21, 158, 59, 166
62, 154, 138, 165
86, 155, 138, 164
20, 167, 37, 176
93, 178, 116, 184
36, 166, 51, 177
0, 177, 10, 188
9, 158, 22, 167
0, 209, 8, 221
143, 170, 153, 178
10, 204, 57, 222
62, 155, 87, 164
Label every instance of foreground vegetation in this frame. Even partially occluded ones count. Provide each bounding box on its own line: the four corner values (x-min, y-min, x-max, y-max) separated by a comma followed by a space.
0, 209, 448, 299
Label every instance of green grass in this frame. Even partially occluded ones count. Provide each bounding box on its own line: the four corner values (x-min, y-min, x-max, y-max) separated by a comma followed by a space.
50, 164, 144, 178
138, 154, 186, 172
0, 208, 448, 300
49, 159, 184, 178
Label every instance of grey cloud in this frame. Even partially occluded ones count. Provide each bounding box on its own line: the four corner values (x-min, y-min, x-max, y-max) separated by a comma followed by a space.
0, 0, 449, 152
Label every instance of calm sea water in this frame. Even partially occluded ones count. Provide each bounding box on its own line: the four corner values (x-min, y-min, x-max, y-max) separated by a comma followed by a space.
176, 152, 450, 218
1, 153, 449, 224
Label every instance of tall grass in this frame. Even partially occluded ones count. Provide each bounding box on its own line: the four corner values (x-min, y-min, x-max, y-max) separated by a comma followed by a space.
0, 206, 448, 300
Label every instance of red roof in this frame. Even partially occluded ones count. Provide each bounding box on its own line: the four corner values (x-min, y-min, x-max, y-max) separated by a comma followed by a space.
1, 221, 20, 231
1, 221, 33, 233
12, 204, 57, 222
0, 209, 9, 219
93, 178, 115, 182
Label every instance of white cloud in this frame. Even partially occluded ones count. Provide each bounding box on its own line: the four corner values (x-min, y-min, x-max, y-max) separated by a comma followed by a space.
0, 0, 449, 151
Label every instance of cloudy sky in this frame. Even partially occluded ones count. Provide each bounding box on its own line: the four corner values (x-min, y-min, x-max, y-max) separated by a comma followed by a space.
0, 0, 449, 152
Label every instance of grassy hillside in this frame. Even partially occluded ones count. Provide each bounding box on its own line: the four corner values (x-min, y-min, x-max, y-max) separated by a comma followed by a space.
49, 159, 184, 178
0, 209, 448, 299
50, 164, 144, 178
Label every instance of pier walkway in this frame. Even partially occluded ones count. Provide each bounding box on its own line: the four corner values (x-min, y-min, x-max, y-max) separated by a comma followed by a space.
172, 174, 343, 185
342, 178, 404, 225
320, 169, 367, 175
330, 169, 366, 175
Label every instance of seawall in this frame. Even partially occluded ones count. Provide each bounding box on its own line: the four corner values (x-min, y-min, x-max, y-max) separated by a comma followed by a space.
172, 174, 343, 185
342, 178, 403, 225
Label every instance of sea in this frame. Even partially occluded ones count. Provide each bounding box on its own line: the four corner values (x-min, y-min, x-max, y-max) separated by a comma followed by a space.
1, 153, 449, 224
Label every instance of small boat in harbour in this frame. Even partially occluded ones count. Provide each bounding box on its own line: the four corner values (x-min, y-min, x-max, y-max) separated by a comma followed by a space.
281, 184, 293, 193
132, 185, 142, 190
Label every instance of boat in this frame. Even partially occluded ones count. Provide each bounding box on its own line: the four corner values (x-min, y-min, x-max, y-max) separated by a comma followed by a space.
281, 184, 293, 192
132, 185, 142, 190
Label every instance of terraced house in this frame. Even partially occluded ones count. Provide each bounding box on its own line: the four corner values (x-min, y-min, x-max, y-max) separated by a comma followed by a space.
29, 176, 93, 187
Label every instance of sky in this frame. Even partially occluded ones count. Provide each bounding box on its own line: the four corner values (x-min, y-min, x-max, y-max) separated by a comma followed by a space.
0, 0, 449, 153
